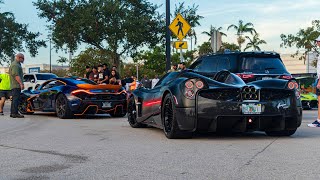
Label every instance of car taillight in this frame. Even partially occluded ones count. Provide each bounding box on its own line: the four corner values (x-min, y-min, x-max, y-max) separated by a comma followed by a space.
287, 81, 298, 90
185, 81, 194, 89
280, 75, 293, 80
184, 79, 205, 99
195, 80, 204, 89
71, 89, 91, 99
237, 73, 255, 79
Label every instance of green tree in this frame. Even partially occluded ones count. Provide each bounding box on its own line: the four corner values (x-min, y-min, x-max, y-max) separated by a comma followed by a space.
133, 46, 166, 78
0, 0, 46, 64
227, 20, 256, 51
244, 33, 267, 51
280, 20, 320, 63
198, 42, 213, 56
219, 42, 240, 52
34, 0, 163, 67
69, 48, 111, 77
56, 56, 68, 67
202, 25, 227, 41
171, 49, 196, 67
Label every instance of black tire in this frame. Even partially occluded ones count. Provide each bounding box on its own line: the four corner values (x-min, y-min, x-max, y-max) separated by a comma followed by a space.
18, 99, 34, 115
127, 97, 146, 128
55, 94, 73, 119
265, 129, 297, 136
162, 93, 192, 139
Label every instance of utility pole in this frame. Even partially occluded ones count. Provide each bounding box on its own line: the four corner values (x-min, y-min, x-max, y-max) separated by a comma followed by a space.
49, 37, 52, 73
165, 0, 171, 72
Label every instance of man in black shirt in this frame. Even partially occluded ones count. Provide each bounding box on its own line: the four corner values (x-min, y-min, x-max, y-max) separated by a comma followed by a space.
102, 64, 110, 84
85, 66, 92, 79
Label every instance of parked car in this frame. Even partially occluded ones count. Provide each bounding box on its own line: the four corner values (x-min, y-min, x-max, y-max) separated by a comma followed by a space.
18, 77, 128, 119
23, 73, 58, 90
296, 76, 318, 109
127, 70, 302, 139
189, 51, 292, 83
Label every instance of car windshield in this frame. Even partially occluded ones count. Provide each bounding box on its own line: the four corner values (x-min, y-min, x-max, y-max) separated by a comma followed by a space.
35, 74, 58, 80
240, 57, 288, 74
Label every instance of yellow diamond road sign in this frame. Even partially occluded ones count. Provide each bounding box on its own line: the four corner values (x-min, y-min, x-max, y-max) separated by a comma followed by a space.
174, 41, 188, 49
169, 13, 191, 41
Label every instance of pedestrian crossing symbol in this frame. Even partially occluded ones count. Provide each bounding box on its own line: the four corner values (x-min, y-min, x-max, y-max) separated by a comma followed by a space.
169, 13, 191, 41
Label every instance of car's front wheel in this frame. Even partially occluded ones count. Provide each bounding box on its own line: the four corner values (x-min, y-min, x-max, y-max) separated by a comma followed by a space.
18, 99, 34, 115
55, 94, 73, 119
127, 97, 146, 128
162, 93, 192, 139
265, 128, 297, 136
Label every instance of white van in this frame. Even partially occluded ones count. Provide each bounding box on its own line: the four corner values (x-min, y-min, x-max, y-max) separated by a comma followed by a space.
23, 73, 58, 90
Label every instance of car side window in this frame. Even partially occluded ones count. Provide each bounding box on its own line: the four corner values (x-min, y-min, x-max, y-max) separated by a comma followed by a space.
190, 60, 202, 71
217, 57, 231, 71
23, 75, 33, 82
201, 56, 219, 72
154, 72, 179, 88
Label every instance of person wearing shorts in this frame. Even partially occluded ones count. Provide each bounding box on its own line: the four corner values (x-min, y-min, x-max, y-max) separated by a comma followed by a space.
0, 73, 11, 115
308, 35, 320, 127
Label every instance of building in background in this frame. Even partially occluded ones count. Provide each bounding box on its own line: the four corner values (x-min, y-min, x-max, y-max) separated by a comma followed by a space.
281, 53, 317, 74
0, 64, 69, 74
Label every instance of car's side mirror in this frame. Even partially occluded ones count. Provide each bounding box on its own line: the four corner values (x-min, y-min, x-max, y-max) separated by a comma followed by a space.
30, 79, 35, 83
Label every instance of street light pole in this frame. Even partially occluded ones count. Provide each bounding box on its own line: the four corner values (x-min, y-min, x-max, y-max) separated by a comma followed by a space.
165, 0, 171, 72
49, 37, 52, 73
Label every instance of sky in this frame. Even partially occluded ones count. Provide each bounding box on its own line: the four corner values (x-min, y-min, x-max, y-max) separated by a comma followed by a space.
1, 0, 320, 66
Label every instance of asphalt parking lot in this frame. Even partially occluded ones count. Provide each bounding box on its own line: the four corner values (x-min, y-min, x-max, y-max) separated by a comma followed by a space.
0, 101, 320, 180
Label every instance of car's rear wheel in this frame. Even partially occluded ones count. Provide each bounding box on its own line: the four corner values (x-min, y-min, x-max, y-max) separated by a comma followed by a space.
127, 97, 146, 128
162, 93, 192, 139
265, 128, 297, 136
56, 94, 73, 119
18, 99, 34, 115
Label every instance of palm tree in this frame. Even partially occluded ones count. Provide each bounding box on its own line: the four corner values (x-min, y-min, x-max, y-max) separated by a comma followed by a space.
244, 33, 267, 51
57, 56, 68, 67
189, 29, 197, 51
202, 25, 227, 41
227, 20, 257, 51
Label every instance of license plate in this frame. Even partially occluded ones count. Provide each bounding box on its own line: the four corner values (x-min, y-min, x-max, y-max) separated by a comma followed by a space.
102, 102, 112, 108
262, 77, 272, 80
242, 104, 262, 114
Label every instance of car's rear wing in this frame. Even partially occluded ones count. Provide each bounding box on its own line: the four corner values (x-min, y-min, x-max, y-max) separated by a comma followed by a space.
77, 84, 122, 91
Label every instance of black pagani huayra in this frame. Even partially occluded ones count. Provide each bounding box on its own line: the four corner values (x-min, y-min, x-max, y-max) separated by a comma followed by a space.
127, 70, 302, 139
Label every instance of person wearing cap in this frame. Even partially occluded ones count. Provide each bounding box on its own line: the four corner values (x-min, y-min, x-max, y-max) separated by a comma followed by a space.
308, 35, 320, 127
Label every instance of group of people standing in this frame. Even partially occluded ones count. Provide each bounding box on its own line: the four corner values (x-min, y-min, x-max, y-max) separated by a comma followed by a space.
168, 62, 187, 72
84, 64, 121, 85
140, 75, 160, 89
